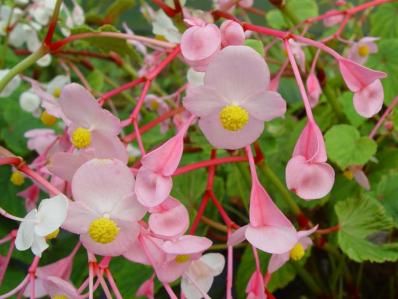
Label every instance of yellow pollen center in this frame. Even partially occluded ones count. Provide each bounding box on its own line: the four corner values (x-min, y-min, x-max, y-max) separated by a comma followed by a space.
71, 128, 91, 149
53, 87, 62, 98
10, 170, 25, 186
219, 105, 249, 131
40, 111, 57, 126
53, 295, 68, 299
150, 100, 159, 110
289, 243, 305, 261
88, 217, 119, 244
175, 254, 191, 264
358, 45, 369, 57
343, 170, 354, 180
46, 228, 60, 240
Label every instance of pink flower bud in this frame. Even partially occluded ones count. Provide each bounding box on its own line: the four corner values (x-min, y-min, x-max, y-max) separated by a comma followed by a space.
220, 20, 245, 47
306, 72, 322, 107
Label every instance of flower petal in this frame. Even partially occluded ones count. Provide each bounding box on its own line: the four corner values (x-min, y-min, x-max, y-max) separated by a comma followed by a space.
15, 209, 37, 251
205, 46, 270, 101
61, 201, 98, 234
353, 79, 384, 118
183, 86, 226, 117
268, 252, 290, 273
200, 253, 225, 276
91, 131, 128, 164
242, 90, 286, 121
161, 235, 212, 255
35, 194, 69, 236
227, 225, 248, 247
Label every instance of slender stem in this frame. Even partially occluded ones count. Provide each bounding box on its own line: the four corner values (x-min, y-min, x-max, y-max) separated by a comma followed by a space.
134, 120, 146, 155
98, 77, 145, 106
105, 269, 123, 299
0, 46, 47, 93
43, 0, 63, 45
0, 275, 29, 299
317, 225, 340, 235
369, 95, 398, 139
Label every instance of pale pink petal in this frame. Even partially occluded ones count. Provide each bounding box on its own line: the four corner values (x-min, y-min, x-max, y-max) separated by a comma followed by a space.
47, 151, 94, 182
59, 83, 103, 127
227, 225, 248, 246
293, 121, 327, 163
242, 91, 286, 121
23, 278, 48, 298
183, 86, 227, 117
306, 73, 322, 108
245, 225, 297, 254
268, 252, 290, 273
135, 167, 172, 208
111, 194, 146, 222
297, 225, 318, 240
91, 131, 128, 164
353, 168, 370, 190
93, 109, 121, 136
44, 276, 79, 298
72, 159, 135, 212
161, 235, 212, 255
246, 271, 266, 299
149, 199, 189, 238
136, 276, 154, 299
204, 46, 270, 101
220, 20, 245, 47
249, 177, 294, 229
338, 58, 386, 92
156, 258, 192, 283
286, 156, 335, 200
80, 221, 139, 256
36, 257, 73, 279
62, 201, 98, 234
199, 110, 264, 150
353, 79, 384, 118
181, 274, 214, 299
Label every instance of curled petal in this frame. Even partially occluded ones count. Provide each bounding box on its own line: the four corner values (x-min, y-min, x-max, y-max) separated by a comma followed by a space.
353, 79, 384, 118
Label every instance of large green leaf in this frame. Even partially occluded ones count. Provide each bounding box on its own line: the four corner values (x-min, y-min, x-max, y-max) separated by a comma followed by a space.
339, 92, 365, 128
325, 124, 377, 169
370, 3, 398, 39
266, 0, 318, 28
376, 172, 398, 227
336, 196, 398, 262
367, 39, 398, 104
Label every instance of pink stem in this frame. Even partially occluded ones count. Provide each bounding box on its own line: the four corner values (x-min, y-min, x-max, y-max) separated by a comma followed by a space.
89, 263, 95, 299
98, 77, 145, 106
29, 273, 35, 299
251, 246, 262, 275
134, 120, 146, 155
162, 283, 178, 299
368, 95, 398, 139
129, 80, 152, 122
226, 229, 233, 299
96, 269, 113, 299
19, 165, 60, 196
284, 39, 315, 123
0, 239, 15, 284
105, 269, 123, 299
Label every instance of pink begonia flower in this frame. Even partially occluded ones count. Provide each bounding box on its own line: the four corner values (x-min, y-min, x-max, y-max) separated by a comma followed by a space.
136, 276, 155, 299
181, 23, 221, 72
246, 270, 267, 299
184, 46, 286, 149
148, 197, 189, 239
338, 57, 386, 93
323, 11, 344, 27
23, 255, 74, 298
288, 39, 306, 73
144, 94, 170, 133
181, 253, 225, 299
306, 72, 322, 108
216, 0, 253, 11
25, 276, 79, 299
62, 159, 146, 256
229, 176, 297, 254
135, 120, 191, 208
220, 20, 245, 47
24, 129, 57, 155
353, 79, 384, 118
15, 194, 69, 257
285, 121, 335, 200
268, 226, 318, 273
59, 83, 128, 163
346, 166, 370, 190
347, 37, 379, 65
18, 184, 40, 211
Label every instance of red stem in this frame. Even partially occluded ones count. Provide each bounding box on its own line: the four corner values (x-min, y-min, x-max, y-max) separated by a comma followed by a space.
151, 0, 177, 17
316, 225, 340, 235
98, 77, 146, 106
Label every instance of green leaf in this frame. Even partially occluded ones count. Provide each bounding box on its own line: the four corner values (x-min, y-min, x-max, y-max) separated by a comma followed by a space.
87, 70, 105, 92
244, 39, 264, 57
285, 0, 319, 23
266, 9, 288, 29
376, 172, 398, 227
370, 3, 398, 39
71, 24, 138, 59
367, 39, 398, 104
325, 124, 377, 169
105, 0, 135, 23
336, 196, 398, 262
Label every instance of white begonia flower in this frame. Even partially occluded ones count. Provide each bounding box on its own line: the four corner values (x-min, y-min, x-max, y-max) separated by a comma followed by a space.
187, 68, 205, 87
46, 75, 70, 97
15, 194, 69, 257
60, 0, 85, 36
8, 23, 41, 52
37, 54, 52, 67
152, 10, 181, 43
29, 0, 57, 26
181, 253, 225, 299
20, 90, 41, 113
0, 69, 21, 98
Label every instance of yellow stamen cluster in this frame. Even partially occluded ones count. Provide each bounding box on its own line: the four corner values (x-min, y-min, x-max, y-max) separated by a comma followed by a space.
53, 87, 62, 98
88, 217, 119, 244
53, 295, 69, 299
175, 254, 191, 264
46, 228, 60, 240
289, 243, 305, 261
71, 128, 91, 149
10, 170, 25, 186
150, 100, 159, 110
358, 45, 369, 57
219, 105, 249, 131
40, 111, 57, 126
343, 170, 354, 180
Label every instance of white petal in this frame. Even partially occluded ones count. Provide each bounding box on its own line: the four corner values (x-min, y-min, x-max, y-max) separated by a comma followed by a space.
200, 253, 225, 276
15, 209, 37, 251
35, 194, 69, 236
31, 235, 49, 257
